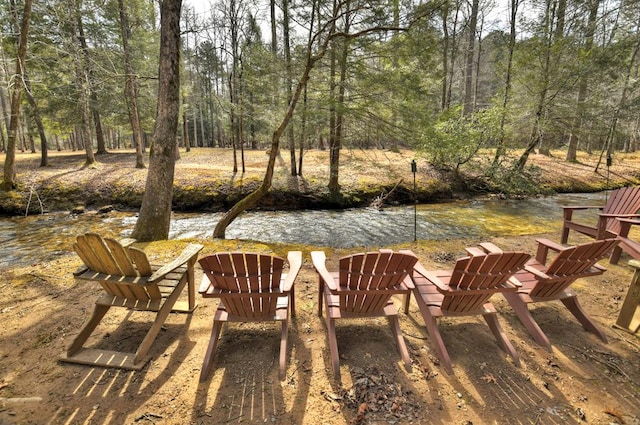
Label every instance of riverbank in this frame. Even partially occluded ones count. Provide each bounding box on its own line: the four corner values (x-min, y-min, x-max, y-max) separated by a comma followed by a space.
1, 148, 639, 215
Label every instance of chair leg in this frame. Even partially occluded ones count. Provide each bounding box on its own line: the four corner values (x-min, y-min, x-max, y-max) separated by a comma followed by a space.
135, 281, 186, 364
279, 319, 289, 381
560, 223, 570, 244
412, 294, 453, 374
200, 320, 224, 382
561, 296, 608, 343
483, 312, 521, 367
403, 292, 411, 315
609, 245, 623, 265
290, 286, 296, 318
388, 316, 412, 372
503, 293, 552, 351
325, 315, 341, 382
67, 304, 111, 356
318, 279, 324, 317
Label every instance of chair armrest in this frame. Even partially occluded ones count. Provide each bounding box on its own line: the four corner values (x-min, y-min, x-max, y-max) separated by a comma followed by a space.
562, 205, 603, 221
311, 251, 338, 291
282, 251, 303, 291
615, 217, 640, 238
478, 242, 503, 253
412, 260, 449, 292
534, 238, 566, 264
148, 243, 204, 283
524, 264, 551, 280
465, 247, 486, 257
562, 205, 602, 211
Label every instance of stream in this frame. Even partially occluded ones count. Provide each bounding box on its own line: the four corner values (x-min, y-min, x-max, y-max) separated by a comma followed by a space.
2, 192, 607, 269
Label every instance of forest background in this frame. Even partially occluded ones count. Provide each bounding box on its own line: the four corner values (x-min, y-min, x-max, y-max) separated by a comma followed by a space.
1, 0, 639, 235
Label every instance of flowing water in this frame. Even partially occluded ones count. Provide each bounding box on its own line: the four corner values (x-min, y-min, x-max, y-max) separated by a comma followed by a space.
3, 192, 608, 269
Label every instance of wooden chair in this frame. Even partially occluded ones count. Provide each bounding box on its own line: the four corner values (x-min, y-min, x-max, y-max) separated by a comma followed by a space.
410, 244, 530, 374
198, 251, 302, 381
311, 249, 418, 381
561, 186, 640, 263
504, 238, 619, 350
62, 233, 203, 370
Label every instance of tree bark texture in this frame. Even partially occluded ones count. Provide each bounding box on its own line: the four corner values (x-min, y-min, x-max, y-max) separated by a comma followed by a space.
131, 0, 182, 242
2, 0, 32, 190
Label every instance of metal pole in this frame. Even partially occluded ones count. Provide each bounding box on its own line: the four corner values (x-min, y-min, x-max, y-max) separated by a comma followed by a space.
411, 159, 417, 242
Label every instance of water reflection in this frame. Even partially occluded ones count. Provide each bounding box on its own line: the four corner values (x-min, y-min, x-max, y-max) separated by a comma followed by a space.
4, 192, 607, 269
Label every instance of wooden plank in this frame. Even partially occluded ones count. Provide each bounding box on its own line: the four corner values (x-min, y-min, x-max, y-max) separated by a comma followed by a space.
614, 261, 640, 334
128, 247, 153, 276
61, 348, 150, 370
105, 238, 137, 276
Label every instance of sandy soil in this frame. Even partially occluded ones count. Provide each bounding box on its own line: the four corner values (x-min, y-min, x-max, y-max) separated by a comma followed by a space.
0, 231, 638, 425
0, 149, 639, 424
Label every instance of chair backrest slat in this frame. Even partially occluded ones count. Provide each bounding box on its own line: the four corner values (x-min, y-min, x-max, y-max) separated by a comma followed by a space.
74, 233, 161, 301
530, 239, 618, 299
441, 250, 530, 313
199, 252, 286, 318
603, 187, 640, 234
337, 251, 418, 314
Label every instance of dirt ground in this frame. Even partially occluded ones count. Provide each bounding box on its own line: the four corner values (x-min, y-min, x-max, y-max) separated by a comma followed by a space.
0, 149, 639, 424
0, 230, 638, 425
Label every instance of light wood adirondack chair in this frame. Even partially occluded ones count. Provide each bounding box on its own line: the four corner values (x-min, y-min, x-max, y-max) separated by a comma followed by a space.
62, 233, 203, 370
504, 238, 619, 350
198, 251, 302, 381
311, 249, 418, 381
410, 243, 530, 374
561, 186, 640, 263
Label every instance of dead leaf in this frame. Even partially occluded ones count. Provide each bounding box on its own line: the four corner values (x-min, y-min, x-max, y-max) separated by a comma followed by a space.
480, 374, 496, 384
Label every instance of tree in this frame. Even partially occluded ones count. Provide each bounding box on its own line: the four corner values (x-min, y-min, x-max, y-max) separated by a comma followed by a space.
491, 0, 520, 169
2, 0, 32, 190
462, 0, 479, 116
118, 0, 146, 168
131, 0, 182, 241
212, 0, 422, 238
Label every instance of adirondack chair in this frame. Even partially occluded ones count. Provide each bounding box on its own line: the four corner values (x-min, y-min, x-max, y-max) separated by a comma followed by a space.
62, 233, 203, 370
504, 238, 619, 350
560, 186, 640, 263
198, 251, 302, 381
311, 249, 418, 381
410, 244, 530, 374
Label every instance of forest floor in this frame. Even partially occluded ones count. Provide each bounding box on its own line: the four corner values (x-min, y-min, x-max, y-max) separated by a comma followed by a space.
0, 148, 639, 424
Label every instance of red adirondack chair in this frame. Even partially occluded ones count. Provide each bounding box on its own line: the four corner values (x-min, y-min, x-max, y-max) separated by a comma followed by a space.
561, 186, 640, 263
504, 238, 619, 350
410, 243, 530, 374
198, 251, 302, 381
312, 250, 418, 381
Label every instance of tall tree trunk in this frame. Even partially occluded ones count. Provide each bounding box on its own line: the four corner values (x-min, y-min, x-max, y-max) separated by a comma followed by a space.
118, 0, 145, 168
515, 0, 555, 169
23, 73, 48, 167
77, 11, 107, 155
270, 0, 277, 54
283, 0, 297, 175
462, 0, 479, 116
2, 0, 32, 190
567, 0, 599, 162
327, 9, 339, 194
440, 1, 449, 110
492, 0, 519, 169
213, 0, 354, 238
131, 0, 182, 241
